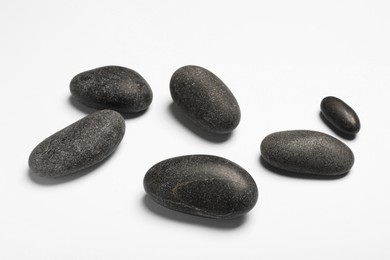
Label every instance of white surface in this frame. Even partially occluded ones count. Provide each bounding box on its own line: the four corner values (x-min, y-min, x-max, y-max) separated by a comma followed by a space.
1, 0, 390, 259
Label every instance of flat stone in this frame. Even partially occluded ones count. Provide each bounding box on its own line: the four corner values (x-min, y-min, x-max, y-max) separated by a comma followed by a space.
70, 66, 153, 113
170, 65, 241, 134
321, 96, 360, 135
29, 110, 125, 177
260, 130, 354, 177
143, 155, 258, 219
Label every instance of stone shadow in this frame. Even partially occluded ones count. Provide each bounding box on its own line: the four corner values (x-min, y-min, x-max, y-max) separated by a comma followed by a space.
142, 194, 247, 230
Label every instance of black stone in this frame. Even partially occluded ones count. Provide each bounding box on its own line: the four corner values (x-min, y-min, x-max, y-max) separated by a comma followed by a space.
143, 155, 258, 219
29, 110, 125, 177
170, 65, 241, 134
260, 130, 354, 177
70, 66, 153, 113
320, 96, 360, 135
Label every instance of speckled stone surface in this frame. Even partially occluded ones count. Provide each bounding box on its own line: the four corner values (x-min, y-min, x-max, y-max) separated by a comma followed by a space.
70, 66, 153, 113
261, 130, 354, 177
29, 110, 125, 177
321, 96, 360, 135
170, 65, 241, 134
143, 155, 258, 219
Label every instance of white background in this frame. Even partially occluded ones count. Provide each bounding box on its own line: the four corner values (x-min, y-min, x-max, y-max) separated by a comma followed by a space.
1, 0, 390, 259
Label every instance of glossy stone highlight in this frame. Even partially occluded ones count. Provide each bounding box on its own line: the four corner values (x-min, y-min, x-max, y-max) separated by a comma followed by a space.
170, 65, 241, 134
29, 110, 125, 177
261, 130, 354, 178
321, 96, 360, 135
70, 66, 153, 113
144, 155, 258, 219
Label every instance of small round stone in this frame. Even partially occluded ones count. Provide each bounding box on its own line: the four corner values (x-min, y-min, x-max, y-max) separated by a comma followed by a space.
70, 66, 153, 113
143, 155, 258, 219
260, 130, 354, 177
170, 65, 241, 134
29, 110, 125, 177
320, 96, 360, 135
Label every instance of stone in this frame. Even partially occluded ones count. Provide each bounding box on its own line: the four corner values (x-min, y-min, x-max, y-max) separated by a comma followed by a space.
260, 130, 354, 177
70, 66, 153, 113
143, 155, 258, 219
29, 110, 125, 177
170, 65, 241, 134
320, 96, 360, 135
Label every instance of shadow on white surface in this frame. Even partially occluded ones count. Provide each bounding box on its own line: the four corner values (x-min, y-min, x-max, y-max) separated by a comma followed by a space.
68, 96, 150, 119
259, 156, 349, 180
168, 102, 232, 143
319, 112, 357, 141
142, 195, 247, 230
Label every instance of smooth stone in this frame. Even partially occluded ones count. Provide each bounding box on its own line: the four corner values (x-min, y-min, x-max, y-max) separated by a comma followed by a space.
29, 110, 125, 177
70, 66, 153, 113
143, 155, 258, 219
260, 130, 354, 177
170, 65, 241, 134
321, 96, 360, 135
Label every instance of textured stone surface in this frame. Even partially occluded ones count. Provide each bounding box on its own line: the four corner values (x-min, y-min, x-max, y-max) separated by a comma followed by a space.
70, 66, 153, 113
261, 130, 354, 177
321, 96, 360, 135
29, 110, 125, 177
144, 155, 258, 219
170, 65, 241, 134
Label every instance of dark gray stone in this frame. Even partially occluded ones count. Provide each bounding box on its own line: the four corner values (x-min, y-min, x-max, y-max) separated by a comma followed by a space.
260, 130, 354, 177
170, 65, 241, 134
143, 155, 258, 219
29, 110, 125, 177
321, 96, 360, 135
70, 66, 153, 113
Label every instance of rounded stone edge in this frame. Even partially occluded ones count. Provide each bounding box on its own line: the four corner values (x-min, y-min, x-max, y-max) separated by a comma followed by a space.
28, 109, 126, 178
320, 96, 361, 135
143, 154, 259, 219
70, 65, 153, 114
169, 65, 241, 134
260, 130, 355, 177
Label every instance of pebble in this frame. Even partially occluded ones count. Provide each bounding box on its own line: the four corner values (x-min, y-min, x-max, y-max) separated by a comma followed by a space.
170, 65, 241, 134
320, 96, 360, 135
70, 66, 153, 113
143, 155, 258, 219
29, 110, 125, 177
260, 130, 354, 177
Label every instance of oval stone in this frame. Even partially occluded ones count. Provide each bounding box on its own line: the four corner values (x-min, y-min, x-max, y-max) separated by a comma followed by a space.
29, 110, 125, 177
70, 66, 153, 113
260, 130, 354, 177
143, 155, 258, 219
170, 65, 241, 134
321, 96, 360, 135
